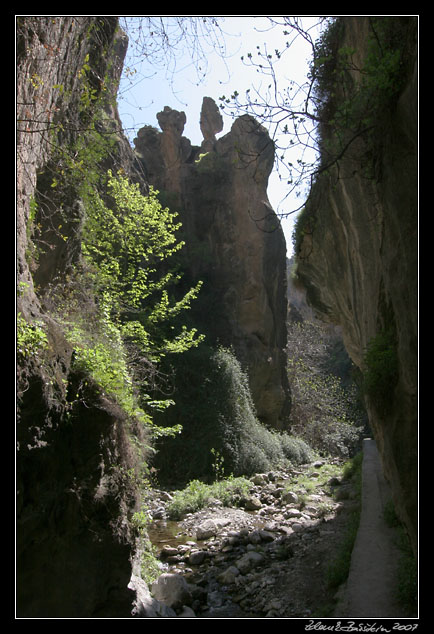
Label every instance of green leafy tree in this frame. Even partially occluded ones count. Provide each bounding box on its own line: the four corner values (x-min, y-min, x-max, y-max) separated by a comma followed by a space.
81, 169, 204, 363
60, 169, 204, 435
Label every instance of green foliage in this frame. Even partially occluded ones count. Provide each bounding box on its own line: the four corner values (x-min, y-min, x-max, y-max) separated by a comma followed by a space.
43, 168, 204, 442
51, 168, 204, 436
153, 345, 313, 484
65, 294, 150, 424
292, 203, 315, 255
310, 17, 414, 170
81, 170, 204, 363
292, 171, 325, 255
363, 326, 398, 414
166, 475, 252, 520
16, 313, 48, 360
287, 321, 367, 457
210, 447, 226, 481
131, 509, 162, 584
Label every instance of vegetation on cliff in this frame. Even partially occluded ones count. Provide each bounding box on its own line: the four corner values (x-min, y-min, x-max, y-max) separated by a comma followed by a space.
291, 16, 418, 562
17, 20, 309, 591
152, 344, 312, 485
16, 17, 216, 616
58, 170, 204, 433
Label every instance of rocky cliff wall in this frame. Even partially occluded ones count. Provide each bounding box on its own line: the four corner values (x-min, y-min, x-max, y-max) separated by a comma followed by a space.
134, 98, 291, 429
294, 17, 418, 554
16, 17, 145, 617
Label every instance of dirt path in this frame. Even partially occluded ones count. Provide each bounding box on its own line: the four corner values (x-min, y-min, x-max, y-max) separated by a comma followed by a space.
333, 438, 407, 618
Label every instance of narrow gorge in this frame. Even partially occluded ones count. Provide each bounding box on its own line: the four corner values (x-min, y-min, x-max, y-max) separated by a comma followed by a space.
16, 16, 418, 619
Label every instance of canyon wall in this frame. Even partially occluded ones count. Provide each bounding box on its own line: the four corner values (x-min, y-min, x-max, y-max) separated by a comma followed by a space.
294, 17, 418, 554
16, 17, 144, 617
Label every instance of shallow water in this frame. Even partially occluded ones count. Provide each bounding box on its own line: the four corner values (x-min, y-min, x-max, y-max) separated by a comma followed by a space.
147, 519, 188, 554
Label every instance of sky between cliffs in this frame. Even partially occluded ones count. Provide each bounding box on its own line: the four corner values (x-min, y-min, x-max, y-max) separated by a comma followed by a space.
117, 16, 323, 255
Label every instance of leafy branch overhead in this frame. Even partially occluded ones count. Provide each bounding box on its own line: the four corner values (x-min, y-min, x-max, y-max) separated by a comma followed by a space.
218, 17, 414, 218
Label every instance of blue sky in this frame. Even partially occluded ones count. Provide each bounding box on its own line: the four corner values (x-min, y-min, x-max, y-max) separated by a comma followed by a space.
117, 16, 322, 255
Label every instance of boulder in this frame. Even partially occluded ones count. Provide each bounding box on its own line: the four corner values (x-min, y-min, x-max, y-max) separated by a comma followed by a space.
151, 573, 192, 609
177, 605, 197, 618
218, 565, 240, 585
129, 575, 176, 618
282, 490, 299, 504
196, 517, 231, 540
244, 496, 262, 511
235, 551, 265, 574
188, 550, 207, 565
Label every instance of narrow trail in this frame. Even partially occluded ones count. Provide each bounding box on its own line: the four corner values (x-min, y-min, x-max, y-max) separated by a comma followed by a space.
334, 438, 408, 618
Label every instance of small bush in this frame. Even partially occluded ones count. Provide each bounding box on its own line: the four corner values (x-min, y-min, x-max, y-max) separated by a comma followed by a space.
167, 476, 252, 520
274, 433, 313, 465
17, 312, 48, 360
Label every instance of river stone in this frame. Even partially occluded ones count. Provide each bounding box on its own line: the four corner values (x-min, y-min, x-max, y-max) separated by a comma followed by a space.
252, 473, 269, 486
282, 490, 298, 504
218, 565, 240, 585
160, 545, 179, 558
248, 530, 262, 544
285, 508, 301, 518
291, 522, 303, 532
196, 517, 231, 540
235, 551, 265, 574
196, 519, 218, 540
189, 550, 207, 565
244, 496, 262, 511
177, 605, 197, 618
129, 574, 177, 617
258, 529, 275, 542
151, 573, 192, 609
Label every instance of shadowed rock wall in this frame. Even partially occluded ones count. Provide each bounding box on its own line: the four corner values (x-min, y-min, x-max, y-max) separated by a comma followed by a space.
16, 17, 144, 617
295, 17, 418, 554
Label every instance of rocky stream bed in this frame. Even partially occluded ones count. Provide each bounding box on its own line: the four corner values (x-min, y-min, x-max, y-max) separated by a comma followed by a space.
131, 459, 362, 618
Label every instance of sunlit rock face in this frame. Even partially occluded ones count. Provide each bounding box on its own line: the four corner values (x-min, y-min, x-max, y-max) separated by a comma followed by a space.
294, 17, 418, 554
134, 97, 291, 428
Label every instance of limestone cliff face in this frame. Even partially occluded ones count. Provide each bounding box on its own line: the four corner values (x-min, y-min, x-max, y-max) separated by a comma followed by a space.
134, 99, 291, 428
294, 17, 418, 553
